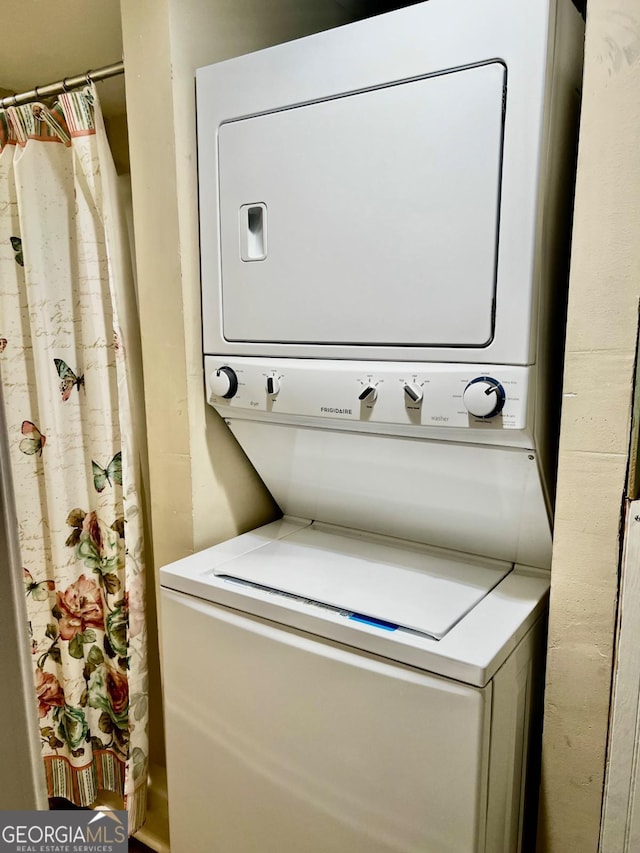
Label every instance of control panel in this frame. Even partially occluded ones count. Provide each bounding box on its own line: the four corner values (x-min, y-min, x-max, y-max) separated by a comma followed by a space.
205, 357, 531, 432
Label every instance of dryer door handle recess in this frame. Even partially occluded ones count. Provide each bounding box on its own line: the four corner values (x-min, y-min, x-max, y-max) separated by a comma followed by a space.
240, 203, 267, 261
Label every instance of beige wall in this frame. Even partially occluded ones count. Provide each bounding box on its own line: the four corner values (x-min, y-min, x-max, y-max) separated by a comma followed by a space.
537, 1, 640, 850
103, 112, 130, 175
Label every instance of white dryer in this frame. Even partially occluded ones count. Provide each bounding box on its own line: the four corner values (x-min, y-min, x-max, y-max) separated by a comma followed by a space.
160, 1, 584, 850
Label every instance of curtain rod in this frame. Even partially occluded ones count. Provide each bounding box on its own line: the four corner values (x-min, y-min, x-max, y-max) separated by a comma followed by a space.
0, 61, 124, 110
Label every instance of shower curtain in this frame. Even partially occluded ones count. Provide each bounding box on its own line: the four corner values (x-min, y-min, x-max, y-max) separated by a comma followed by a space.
0, 87, 147, 831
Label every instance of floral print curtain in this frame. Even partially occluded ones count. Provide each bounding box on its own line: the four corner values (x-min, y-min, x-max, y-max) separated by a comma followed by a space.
0, 87, 147, 831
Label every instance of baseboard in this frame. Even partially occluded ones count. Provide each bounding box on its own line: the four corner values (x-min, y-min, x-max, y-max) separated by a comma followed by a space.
133, 764, 171, 853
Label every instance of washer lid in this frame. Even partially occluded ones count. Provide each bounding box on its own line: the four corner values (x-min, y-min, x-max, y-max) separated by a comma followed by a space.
211, 524, 511, 640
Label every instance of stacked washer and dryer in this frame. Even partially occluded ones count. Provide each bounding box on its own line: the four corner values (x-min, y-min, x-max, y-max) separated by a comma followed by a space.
160, 1, 584, 850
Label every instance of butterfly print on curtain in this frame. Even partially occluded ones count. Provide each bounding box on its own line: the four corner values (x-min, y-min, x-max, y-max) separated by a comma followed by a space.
53, 358, 85, 400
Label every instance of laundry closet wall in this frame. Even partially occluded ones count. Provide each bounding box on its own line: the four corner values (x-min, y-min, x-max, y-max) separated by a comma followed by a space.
537, 0, 640, 850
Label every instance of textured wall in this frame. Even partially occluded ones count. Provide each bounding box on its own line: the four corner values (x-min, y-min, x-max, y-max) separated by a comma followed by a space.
537, 2, 640, 850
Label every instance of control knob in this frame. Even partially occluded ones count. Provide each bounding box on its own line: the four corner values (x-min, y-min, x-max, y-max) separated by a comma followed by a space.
266, 375, 280, 396
463, 377, 506, 419
358, 384, 378, 404
403, 383, 423, 404
210, 366, 238, 399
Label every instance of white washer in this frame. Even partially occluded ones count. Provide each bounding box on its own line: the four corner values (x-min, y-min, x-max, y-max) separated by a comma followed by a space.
161, 1, 584, 850
161, 519, 547, 853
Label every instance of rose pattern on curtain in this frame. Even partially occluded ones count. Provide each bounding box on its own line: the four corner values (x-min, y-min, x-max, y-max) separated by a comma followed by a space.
0, 88, 147, 831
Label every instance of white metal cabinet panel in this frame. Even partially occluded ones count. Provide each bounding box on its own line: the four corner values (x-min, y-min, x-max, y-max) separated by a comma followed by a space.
205, 356, 534, 437
162, 589, 492, 853
484, 624, 540, 852
218, 62, 505, 348
226, 420, 552, 568
204, 356, 533, 435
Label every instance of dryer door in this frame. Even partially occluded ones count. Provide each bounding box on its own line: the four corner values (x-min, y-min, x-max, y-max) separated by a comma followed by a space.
218, 61, 505, 349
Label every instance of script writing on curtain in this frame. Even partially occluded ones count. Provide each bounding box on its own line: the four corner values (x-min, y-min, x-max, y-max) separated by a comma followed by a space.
0, 87, 147, 833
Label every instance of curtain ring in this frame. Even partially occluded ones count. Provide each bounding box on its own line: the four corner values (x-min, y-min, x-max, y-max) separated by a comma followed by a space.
11, 93, 18, 107
86, 70, 93, 86
34, 86, 40, 100
62, 77, 70, 93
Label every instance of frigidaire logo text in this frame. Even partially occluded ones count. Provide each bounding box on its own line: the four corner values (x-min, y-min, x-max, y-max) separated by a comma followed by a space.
320, 406, 352, 415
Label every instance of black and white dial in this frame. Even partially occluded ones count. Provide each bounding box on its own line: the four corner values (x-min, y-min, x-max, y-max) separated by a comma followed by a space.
358, 384, 378, 404
266, 375, 280, 396
210, 366, 238, 399
403, 382, 423, 404
463, 377, 506, 419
